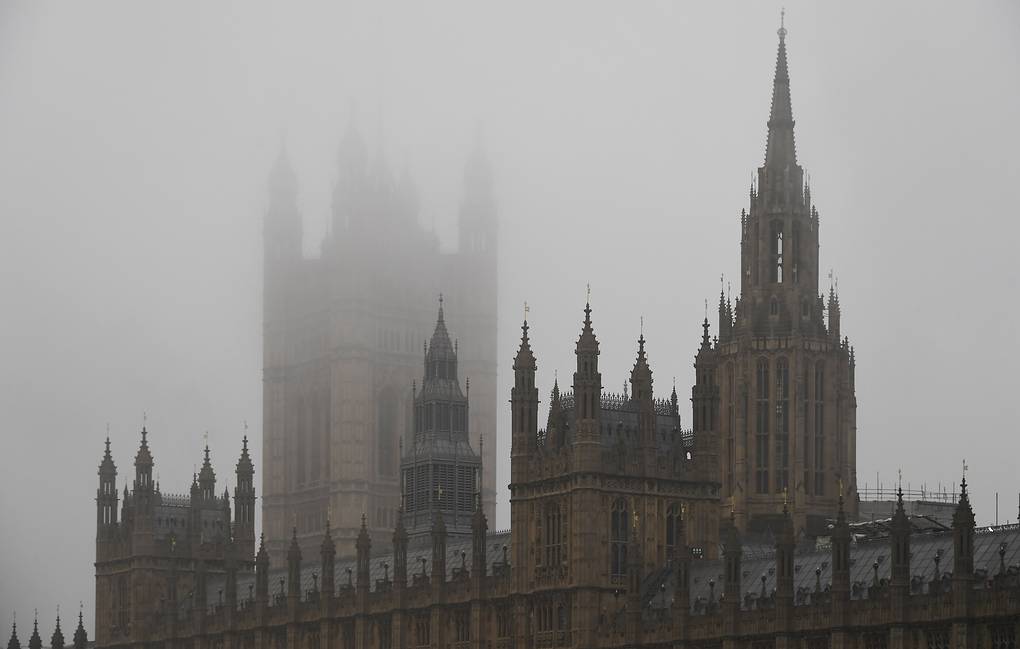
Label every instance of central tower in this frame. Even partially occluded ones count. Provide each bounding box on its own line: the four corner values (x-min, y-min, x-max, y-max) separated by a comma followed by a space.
695, 21, 858, 535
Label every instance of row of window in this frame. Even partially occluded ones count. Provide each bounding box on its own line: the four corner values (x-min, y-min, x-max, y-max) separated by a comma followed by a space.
403, 464, 477, 513
414, 401, 468, 434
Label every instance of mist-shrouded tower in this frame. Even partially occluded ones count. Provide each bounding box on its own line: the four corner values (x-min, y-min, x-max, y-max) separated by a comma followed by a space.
698, 20, 858, 535
261, 123, 498, 564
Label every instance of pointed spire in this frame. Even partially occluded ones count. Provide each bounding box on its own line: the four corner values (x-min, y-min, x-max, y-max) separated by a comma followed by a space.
7, 615, 20, 649
134, 424, 152, 467
426, 294, 457, 366
69, 609, 84, 649
513, 306, 536, 371
256, 532, 269, 563
764, 10, 797, 170
576, 289, 599, 354
27, 613, 40, 649
237, 433, 253, 473
48, 612, 62, 649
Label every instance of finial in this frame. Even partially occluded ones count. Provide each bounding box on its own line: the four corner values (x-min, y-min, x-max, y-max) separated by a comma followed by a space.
586, 282, 591, 304
524, 301, 529, 322
778, 7, 787, 40
203, 430, 209, 449
640, 315, 644, 337
897, 468, 903, 494
704, 298, 708, 320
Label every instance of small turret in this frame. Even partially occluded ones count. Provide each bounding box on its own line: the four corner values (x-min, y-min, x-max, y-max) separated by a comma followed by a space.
26, 615, 40, 649
255, 534, 270, 603
7, 617, 20, 649
198, 444, 216, 502
49, 614, 63, 649
233, 435, 256, 557
320, 519, 336, 598
723, 511, 742, 606
97, 436, 119, 536
71, 613, 86, 649
510, 315, 538, 479
952, 473, 976, 592
775, 501, 796, 629
572, 297, 602, 446
356, 514, 371, 593
286, 527, 302, 600
133, 427, 154, 494
890, 485, 911, 589
471, 491, 488, 580
393, 509, 408, 589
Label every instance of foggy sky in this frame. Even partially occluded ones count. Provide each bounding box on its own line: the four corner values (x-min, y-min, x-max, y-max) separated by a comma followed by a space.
1, 0, 1018, 630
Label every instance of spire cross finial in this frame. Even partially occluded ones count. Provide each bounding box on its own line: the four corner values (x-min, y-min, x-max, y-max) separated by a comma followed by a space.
586, 282, 591, 304
704, 298, 708, 320
962, 459, 968, 482
524, 301, 529, 322
778, 8, 787, 39
898, 468, 903, 491
143, 411, 147, 426
439, 292, 443, 306
640, 316, 644, 337
203, 430, 209, 446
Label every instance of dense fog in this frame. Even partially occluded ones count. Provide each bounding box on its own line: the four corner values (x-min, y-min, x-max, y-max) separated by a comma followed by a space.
1, 0, 1018, 629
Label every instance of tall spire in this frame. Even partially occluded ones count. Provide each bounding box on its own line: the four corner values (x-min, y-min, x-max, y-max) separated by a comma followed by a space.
765, 10, 797, 170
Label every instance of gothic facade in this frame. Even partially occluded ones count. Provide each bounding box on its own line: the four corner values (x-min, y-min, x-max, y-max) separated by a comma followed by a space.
93, 432, 256, 647
262, 126, 498, 566
87, 21, 1020, 649
698, 20, 858, 536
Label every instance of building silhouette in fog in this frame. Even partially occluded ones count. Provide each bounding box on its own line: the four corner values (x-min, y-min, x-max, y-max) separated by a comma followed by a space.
262, 124, 498, 564
83, 20, 1020, 649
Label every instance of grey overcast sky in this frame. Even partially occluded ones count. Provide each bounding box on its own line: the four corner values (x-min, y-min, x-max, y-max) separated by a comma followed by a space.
1, 0, 1018, 628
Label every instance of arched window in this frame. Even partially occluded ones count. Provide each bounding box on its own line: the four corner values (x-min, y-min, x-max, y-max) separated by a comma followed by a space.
543, 503, 563, 569
771, 221, 784, 284
726, 366, 735, 495
792, 222, 801, 284
665, 503, 681, 560
610, 499, 629, 579
378, 388, 397, 477
755, 359, 770, 494
775, 358, 790, 493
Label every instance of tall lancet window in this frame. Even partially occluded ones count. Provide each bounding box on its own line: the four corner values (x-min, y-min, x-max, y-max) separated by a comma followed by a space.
771, 221, 784, 284
610, 499, 629, 580
665, 503, 681, 561
814, 362, 826, 496
755, 359, 770, 494
775, 358, 790, 493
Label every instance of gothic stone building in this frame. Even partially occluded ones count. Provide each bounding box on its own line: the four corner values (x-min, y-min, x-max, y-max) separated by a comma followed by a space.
263, 124, 498, 566
92, 312, 1020, 649
698, 17, 858, 536
92, 23, 1020, 649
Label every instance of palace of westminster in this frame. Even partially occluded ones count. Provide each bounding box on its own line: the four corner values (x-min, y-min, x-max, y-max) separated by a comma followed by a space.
9, 19, 1019, 649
